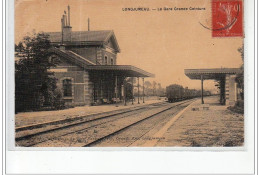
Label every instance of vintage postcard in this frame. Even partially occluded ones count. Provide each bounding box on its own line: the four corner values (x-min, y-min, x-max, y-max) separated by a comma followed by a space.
14, 0, 244, 148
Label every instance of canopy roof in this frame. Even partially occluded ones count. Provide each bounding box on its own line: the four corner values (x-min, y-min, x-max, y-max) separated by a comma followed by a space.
185, 68, 242, 80
86, 65, 154, 77
49, 48, 153, 78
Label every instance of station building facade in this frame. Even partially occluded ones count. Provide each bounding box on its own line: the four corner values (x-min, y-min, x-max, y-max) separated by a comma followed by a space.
47, 6, 153, 106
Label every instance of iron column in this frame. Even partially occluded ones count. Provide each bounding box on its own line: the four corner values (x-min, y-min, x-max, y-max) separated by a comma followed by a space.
124, 83, 127, 106
142, 78, 145, 103
201, 75, 204, 104
115, 75, 118, 107
132, 78, 134, 105
100, 73, 103, 101
138, 77, 140, 104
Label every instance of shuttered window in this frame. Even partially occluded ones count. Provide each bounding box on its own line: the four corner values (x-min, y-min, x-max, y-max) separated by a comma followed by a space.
63, 79, 72, 97
104, 56, 108, 65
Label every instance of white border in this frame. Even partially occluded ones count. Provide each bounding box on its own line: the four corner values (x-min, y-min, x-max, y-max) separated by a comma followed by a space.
5, 0, 256, 174
1, 0, 6, 174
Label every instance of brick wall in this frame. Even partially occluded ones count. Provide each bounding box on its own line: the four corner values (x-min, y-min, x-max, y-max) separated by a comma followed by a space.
102, 49, 117, 65
70, 47, 98, 64
51, 54, 92, 106
84, 71, 92, 105
225, 74, 237, 106
69, 47, 117, 65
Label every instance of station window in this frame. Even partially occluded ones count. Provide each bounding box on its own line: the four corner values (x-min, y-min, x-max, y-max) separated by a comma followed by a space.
63, 79, 72, 97
111, 58, 113, 65
104, 56, 108, 65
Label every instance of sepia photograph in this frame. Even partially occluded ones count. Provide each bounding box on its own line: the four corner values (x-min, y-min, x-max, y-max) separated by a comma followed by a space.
14, 0, 244, 147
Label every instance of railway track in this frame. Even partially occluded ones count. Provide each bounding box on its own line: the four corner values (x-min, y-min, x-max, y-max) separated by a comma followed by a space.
84, 100, 193, 147
16, 106, 151, 140
16, 102, 168, 146
16, 99, 194, 147
16, 101, 165, 132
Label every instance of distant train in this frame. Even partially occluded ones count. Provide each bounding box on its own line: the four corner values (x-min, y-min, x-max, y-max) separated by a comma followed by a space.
166, 84, 211, 102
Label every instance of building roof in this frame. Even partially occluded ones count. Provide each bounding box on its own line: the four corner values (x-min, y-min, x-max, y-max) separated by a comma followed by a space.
185, 68, 242, 80
49, 47, 96, 66
46, 30, 120, 52
47, 30, 112, 43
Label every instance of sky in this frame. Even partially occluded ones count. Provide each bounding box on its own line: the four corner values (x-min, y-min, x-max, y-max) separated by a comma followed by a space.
15, 0, 243, 90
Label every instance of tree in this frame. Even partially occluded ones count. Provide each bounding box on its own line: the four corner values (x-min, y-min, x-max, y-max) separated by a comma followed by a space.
144, 81, 152, 90
235, 44, 244, 100
15, 31, 63, 112
152, 81, 157, 96
157, 83, 162, 90
157, 83, 165, 96
237, 44, 244, 63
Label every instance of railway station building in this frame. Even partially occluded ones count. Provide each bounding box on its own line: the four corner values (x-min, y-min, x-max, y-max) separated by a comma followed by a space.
47, 6, 153, 106
185, 68, 243, 106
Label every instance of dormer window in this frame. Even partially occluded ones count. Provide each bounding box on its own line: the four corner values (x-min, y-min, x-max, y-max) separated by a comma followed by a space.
104, 56, 108, 65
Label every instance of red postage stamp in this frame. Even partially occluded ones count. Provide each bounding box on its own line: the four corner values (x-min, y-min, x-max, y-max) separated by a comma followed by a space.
212, 0, 243, 37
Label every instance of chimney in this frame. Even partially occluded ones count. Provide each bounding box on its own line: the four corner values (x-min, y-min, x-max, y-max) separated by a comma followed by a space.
61, 17, 64, 44
63, 14, 66, 26
88, 18, 90, 31
68, 5, 70, 26
64, 11, 68, 26
61, 6, 72, 43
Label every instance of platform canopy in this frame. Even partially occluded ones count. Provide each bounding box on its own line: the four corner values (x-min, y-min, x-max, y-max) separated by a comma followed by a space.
49, 47, 154, 78
86, 65, 154, 77
185, 68, 242, 80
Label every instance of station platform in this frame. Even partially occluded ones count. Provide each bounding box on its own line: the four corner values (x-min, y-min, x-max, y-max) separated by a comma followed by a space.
152, 96, 244, 147
15, 97, 165, 128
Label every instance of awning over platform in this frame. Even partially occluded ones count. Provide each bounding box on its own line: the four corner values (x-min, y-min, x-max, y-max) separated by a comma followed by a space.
185, 68, 242, 80
86, 65, 154, 77
49, 48, 154, 78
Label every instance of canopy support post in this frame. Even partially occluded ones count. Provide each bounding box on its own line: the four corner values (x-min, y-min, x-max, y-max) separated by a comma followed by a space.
132, 78, 134, 105
100, 77, 103, 102
123, 79, 127, 106
142, 78, 145, 103
201, 75, 204, 104
93, 82, 95, 104
138, 77, 140, 104
115, 75, 118, 107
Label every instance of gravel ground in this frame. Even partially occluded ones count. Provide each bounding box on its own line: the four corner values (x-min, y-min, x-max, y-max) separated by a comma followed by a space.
156, 96, 244, 147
